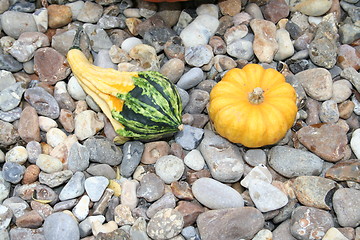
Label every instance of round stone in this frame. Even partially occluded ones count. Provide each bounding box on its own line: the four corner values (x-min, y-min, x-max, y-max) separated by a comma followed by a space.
147, 208, 184, 240
43, 212, 80, 240
155, 155, 185, 184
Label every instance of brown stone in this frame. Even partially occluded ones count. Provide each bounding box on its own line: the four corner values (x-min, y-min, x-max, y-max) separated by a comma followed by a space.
34, 47, 70, 85
296, 123, 348, 162
164, 36, 185, 60
59, 109, 75, 133
141, 141, 170, 164
0, 120, 20, 147
30, 200, 54, 218
186, 169, 212, 185
170, 142, 185, 159
135, 15, 166, 37
209, 36, 227, 55
337, 44, 360, 70
171, 181, 194, 200
338, 100, 355, 119
125, 18, 142, 36
175, 201, 205, 227
22, 165, 40, 184
218, 0, 242, 16
18, 106, 41, 143
325, 159, 360, 183
47, 5, 72, 29
15, 210, 43, 228
262, 0, 290, 23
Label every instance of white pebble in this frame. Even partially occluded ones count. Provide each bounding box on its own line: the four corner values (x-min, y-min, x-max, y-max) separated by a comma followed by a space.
240, 164, 272, 188
72, 195, 90, 221
196, 4, 219, 18
46, 128, 67, 148
121, 37, 143, 53
5, 146, 28, 165
38, 116, 58, 132
36, 154, 63, 173
155, 155, 185, 184
67, 76, 87, 101
184, 149, 205, 171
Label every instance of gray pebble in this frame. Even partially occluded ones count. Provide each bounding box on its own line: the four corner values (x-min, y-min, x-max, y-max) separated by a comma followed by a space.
192, 177, 244, 210
176, 87, 190, 109
43, 212, 80, 240
84, 136, 123, 166
137, 173, 165, 202
243, 149, 267, 167
120, 141, 144, 178
183, 89, 209, 114
67, 76, 87, 101
1, 11, 37, 38
83, 24, 113, 52
67, 142, 90, 173
54, 81, 76, 112
0, 107, 21, 122
227, 39, 254, 60
77, 1, 103, 23
0, 54, 23, 72
3, 196, 30, 219
0, 70, 15, 91
268, 146, 324, 178
177, 68, 204, 90
2, 161, 25, 184
319, 100, 339, 123
175, 125, 204, 150
26, 141, 41, 164
86, 164, 116, 179
333, 188, 360, 227
184, 45, 213, 67
59, 171, 85, 201
98, 15, 125, 29
146, 192, 176, 218
24, 87, 60, 119
0, 82, 25, 112
39, 170, 73, 188
84, 176, 109, 202
0, 171, 10, 202
155, 155, 185, 184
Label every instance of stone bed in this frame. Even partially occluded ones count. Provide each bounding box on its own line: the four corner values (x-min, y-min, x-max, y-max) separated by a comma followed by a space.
0, 0, 360, 239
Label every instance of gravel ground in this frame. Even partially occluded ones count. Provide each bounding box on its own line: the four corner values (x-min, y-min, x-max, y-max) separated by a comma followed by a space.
0, 0, 360, 239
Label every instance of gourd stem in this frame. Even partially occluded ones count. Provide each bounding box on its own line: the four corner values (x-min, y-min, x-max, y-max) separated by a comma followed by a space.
178, 124, 184, 131
248, 87, 264, 104
70, 25, 83, 50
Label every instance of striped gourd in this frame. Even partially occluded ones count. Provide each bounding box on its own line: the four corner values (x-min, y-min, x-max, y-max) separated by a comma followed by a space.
67, 28, 183, 142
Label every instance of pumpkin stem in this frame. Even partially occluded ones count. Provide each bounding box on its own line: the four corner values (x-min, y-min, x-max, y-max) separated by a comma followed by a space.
178, 124, 184, 131
70, 25, 83, 50
248, 87, 264, 104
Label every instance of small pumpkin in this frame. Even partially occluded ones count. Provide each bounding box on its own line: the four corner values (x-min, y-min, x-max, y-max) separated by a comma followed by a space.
67, 28, 183, 143
208, 64, 297, 148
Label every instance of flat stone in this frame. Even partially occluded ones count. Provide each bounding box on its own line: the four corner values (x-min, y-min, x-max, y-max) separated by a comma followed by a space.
43, 212, 80, 240
15, 210, 43, 228
120, 141, 144, 178
197, 207, 265, 240
325, 159, 360, 183
84, 176, 109, 202
39, 170, 73, 188
18, 106, 41, 143
296, 124, 348, 162
59, 171, 85, 201
289, 0, 333, 16
24, 87, 60, 119
333, 188, 360, 227
192, 177, 244, 210
136, 173, 164, 202
141, 141, 170, 165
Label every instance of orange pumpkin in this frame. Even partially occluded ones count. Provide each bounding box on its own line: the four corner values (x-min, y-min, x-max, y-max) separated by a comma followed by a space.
208, 64, 297, 148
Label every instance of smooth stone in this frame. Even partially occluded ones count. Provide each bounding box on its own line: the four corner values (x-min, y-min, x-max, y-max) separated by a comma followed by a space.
22, 164, 40, 184
67, 142, 90, 173
333, 188, 360, 227
175, 125, 204, 151
295, 68, 333, 101
9, 228, 44, 240
86, 164, 116, 179
54, 81, 76, 112
351, 129, 360, 159
240, 164, 272, 188
59, 171, 85, 201
289, 0, 333, 16
2, 161, 26, 184
0, 82, 25, 112
146, 208, 184, 240
121, 180, 139, 210
136, 173, 165, 202
24, 87, 60, 119
36, 154, 63, 174
274, 28, 294, 61
249, 179, 288, 212
177, 68, 204, 90
84, 176, 109, 202
39, 170, 73, 188
192, 177, 244, 209
184, 45, 213, 67
183, 149, 205, 171
180, 15, 219, 48
38, 116, 58, 132
79, 215, 105, 238
120, 141, 144, 178
199, 130, 244, 183
0, 107, 21, 122
0, 172, 10, 202
273, 219, 297, 240
290, 206, 334, 240
331, 80, 353, 103
74, 111, 104, 141
0, 205, 13, 230
155, 155, 185, 184
43, 212, 80, 240
83, 136, 122, 166
197, 207, 265, 240
67, 76, 87, 101
46, 128, 67, 148
72, 195, 90, 221
243, 149, 267, 167
250, 19, 278, 63
77, 1, 103, 23
323, 227, 349, 240
1, 11, 37, 38
227, 38, 254, 60
5, 146, 28, 165
183, 89, 209, 114
3, 196, 30, 219
160, 58, 185, 84
141, 141, 170, 164
319, 100, 340, 123
325, 159, 360, 183
0, 120, 20, 147
83, 24, 113, 52
296, 124, 348, 162
268, 146, 324, 178
146, 192, 176, 218
252, 229, 273, 240
292, 176, 338, 210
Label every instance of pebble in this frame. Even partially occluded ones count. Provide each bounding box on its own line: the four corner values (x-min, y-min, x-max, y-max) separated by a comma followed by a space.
295, 68, 333, 101
83, 136, 122, 166
240, 164, 272, 188
197, 207, 264, 240
54, 81, 76, 112
130, 217, 149, 240
296, 124, 348, 162
22, 165, 40, 184
67, 142, 90, 172
180, 14, 219, 48
5, 146, 28, 165
146, 192, 176, 218
75, 111, 104, 141
72, 195, 90, 221
32, 7, 48, 33
2, 161, 26, 184
249, 179, 288, 212
84, 176, 109, 202
263, 0, 289, 23
24, 87, 60, 119
3, 196, 30, 218
184, 45, 213, 67
184, 89, 209, 114
319, 100, 340, 123
15, 210, 43, 228
79, 215, 105, 238
0, 205, 13, 230
323, 227, 349, 240
129, 44, 160, 71
175, 125, 204, 151
199, 130, 244, 182
274, 28, 294, 61
0, 82, 25, 112
0, 172, 10, 202
289, 0, 333, 16
119, 180, 138, 210
268, 146, 324, 178
86, 164, 116, 179
146, 208, 184, 240
77, 1, 103, 23
177, 68, 204, 90
120, 141, 144, 178
290, 206, 334, 240
67, 76, 87, 101
243, 149, 267, 166
141, 141, 170, 165
43, 212, 80, 240
59, 109, 75, 133
0, 107, 21, 122
38, 116, 58, 132
36, 154, 63, 174
160, 58, 184, 84
39, 170, 73, 188
250, 19, 278, 63
1, 11, 37, 38
183, 149, 205, 171
331, 80, 353, 103
292, 176, 338, 210
227, 38, 254, 60
333, 188, 360, 227
46, 128, 67, 148
114, 204, 135, 226
337, 44, 360, 70
83, 24, 113, 52
326, 159, 360, 183
58, 171, 85, 201
137, 173, 165, 202
47, 4, 72, 28
192, 177, 244, 209
92, 220, 118, 237
155, 155, 185, 184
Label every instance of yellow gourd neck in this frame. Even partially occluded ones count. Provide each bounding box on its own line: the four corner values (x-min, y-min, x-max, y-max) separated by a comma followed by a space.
248, 87, 264, 104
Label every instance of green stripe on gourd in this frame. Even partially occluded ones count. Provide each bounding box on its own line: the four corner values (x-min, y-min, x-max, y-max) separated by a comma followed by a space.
112, 71, 183, 140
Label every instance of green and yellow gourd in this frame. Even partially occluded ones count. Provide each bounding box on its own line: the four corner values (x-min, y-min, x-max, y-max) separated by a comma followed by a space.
67, 28, 183, 143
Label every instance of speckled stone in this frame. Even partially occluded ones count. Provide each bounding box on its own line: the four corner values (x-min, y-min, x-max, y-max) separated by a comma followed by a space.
333, 188, 360, 227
